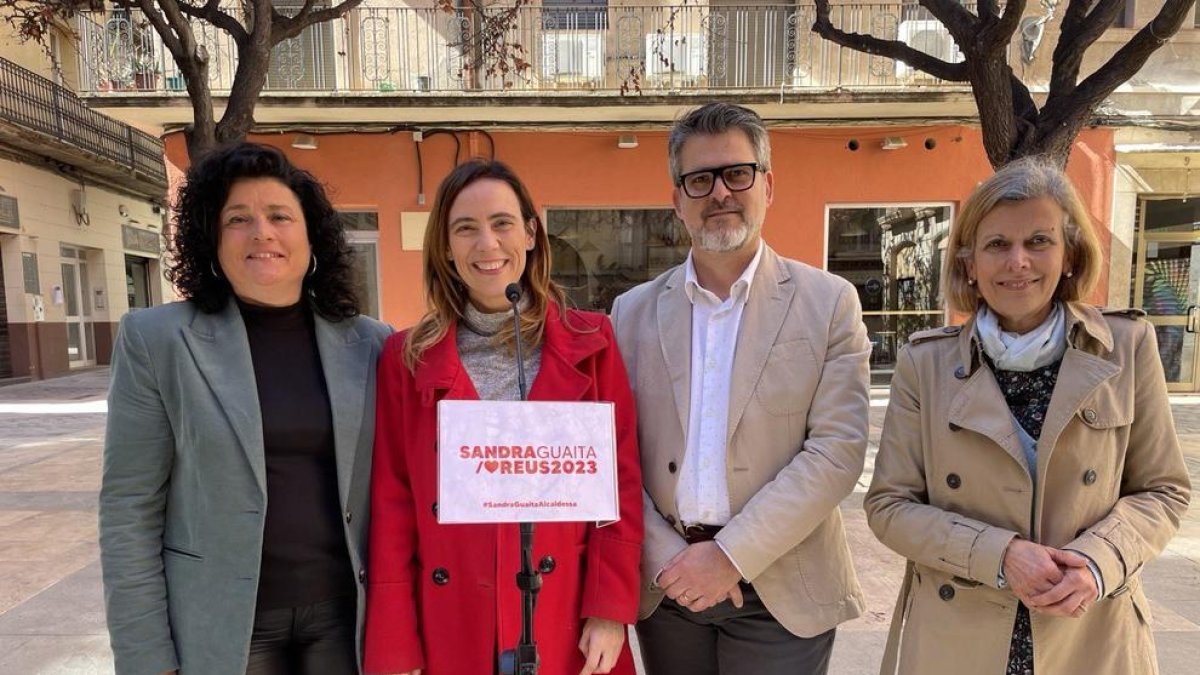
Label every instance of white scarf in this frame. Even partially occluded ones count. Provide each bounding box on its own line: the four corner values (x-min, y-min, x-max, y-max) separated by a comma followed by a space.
975, 302, 1067, 372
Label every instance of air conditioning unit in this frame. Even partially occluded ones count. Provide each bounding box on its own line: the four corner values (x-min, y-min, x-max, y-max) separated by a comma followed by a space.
895, 20, 962, 80
645, 33, 707, 87
541, 31, 604, 86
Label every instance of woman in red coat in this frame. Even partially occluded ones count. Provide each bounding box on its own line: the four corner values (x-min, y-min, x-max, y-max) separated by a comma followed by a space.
364, 159, 644, 675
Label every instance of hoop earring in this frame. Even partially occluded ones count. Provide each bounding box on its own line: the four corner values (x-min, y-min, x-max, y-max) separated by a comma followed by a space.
308, 255, 318, 277
210, 262, 222, 279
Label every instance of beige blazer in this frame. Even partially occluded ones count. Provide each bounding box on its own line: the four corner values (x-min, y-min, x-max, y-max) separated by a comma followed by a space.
610, 245, 871, 637
866, 303, 1192, 675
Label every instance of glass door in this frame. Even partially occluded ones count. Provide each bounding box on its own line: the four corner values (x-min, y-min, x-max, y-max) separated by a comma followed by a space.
1132, 198, 1200, 391
60, 247, 95, 367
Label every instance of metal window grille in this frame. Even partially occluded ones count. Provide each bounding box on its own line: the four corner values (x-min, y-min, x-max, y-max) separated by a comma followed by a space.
0, 195, 18, 230
21, 253, 40, 293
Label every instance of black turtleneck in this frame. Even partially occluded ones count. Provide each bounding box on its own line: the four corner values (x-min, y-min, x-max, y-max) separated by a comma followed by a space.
238, 299, 354, 610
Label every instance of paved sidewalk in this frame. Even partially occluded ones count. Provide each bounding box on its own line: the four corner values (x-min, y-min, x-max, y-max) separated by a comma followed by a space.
0, 369, 1197, 673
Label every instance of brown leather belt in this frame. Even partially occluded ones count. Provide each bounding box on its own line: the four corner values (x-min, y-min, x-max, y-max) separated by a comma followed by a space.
682, 523, 723, 544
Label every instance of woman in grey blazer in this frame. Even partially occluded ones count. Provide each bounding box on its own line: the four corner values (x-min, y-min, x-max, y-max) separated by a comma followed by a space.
100, 143, 391, 675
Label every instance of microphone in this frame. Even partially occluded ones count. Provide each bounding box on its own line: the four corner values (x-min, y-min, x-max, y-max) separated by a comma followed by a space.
505, 283, 528, 401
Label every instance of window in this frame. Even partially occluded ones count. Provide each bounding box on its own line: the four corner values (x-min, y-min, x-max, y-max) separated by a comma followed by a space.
22, 252, 39, 293
826, 204, 953, 385
0, 195, 18, 231
339, 210, 381, 319
545, 208, 690, 313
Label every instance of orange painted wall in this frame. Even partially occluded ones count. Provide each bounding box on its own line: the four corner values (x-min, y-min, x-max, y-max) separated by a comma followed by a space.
164, 125, 1115, 329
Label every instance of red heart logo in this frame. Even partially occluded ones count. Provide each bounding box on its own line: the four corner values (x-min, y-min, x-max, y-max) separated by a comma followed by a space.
484, 461, 500, 473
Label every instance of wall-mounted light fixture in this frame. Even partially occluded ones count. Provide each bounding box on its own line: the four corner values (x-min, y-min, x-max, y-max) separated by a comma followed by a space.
292, 133, 319, 150
881, 137, 908, 150
617, 134, 639, 149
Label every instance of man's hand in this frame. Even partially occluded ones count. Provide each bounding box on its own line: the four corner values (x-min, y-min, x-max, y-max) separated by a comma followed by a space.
578, 617, 625, 675
1027, 549, 1097, 619
1002, 538, 1065, 605
657, 541, 743, 612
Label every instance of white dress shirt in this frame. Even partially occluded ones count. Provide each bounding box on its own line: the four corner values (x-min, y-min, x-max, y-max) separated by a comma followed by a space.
676, 241, 764, 527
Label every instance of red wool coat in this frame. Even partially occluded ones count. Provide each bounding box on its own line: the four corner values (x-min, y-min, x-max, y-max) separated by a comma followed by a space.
364, 306, 644, 675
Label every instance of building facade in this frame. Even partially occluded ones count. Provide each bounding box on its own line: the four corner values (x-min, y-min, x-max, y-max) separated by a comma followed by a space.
71, 1, 1200, 387
0, 34, 171, 382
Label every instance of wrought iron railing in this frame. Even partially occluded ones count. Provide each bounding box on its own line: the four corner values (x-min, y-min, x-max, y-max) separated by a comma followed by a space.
0, 57, 166, 183
76, 3, 993, 96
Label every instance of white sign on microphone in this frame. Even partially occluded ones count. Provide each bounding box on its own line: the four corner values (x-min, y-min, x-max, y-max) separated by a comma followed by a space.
437, 400, 619, 524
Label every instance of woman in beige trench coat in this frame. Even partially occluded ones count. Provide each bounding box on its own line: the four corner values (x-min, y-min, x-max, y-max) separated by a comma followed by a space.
866, 157, 1191, 675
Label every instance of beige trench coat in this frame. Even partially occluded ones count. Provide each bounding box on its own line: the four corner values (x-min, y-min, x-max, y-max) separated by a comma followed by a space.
866, 303, 1191, 675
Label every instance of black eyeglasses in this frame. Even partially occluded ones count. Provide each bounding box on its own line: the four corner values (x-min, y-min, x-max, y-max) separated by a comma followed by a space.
676, 162, 763, 199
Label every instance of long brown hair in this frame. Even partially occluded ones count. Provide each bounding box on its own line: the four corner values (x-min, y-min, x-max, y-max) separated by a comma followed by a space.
404, 160, 566, 370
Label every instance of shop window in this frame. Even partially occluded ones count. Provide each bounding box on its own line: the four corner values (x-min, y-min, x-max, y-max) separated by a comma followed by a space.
827, 204, 953, 385
545, 208, 690, 313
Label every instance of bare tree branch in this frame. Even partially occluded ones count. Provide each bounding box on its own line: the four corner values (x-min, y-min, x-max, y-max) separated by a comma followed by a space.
917, 0, 979, 45
977, 0, 1026, 52
813, 0, 970, 82
130, 0, 186, 57
1048, 0, 1196, 125
1048, 0, 1124, 100
977, 0, 999, 20
174, 0, 246, 43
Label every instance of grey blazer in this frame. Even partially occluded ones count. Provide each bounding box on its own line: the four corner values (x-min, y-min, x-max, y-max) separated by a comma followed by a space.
100, 300, 391, 674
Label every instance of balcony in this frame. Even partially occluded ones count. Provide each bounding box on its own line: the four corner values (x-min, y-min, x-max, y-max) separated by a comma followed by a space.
0, 56, 167, 194
76, 3, 986, 96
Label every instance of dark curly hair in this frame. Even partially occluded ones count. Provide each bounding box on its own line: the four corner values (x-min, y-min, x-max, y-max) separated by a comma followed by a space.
166, 142, 360, 320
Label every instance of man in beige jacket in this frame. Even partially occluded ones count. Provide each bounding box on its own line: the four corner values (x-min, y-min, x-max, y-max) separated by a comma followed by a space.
610, 102, 871, 674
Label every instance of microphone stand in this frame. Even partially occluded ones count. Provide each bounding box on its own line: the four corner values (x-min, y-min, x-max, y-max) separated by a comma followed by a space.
499, 283, 540, 675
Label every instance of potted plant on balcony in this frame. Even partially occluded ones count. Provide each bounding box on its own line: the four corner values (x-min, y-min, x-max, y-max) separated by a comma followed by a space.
131, 55, 160, 91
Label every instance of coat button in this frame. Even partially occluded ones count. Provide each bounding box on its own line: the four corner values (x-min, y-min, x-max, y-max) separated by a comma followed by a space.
946, 473, 962, 489
344, 511, 352, 524
668, 461, 678, 474
432, 568, 450, 585
538, 555, 556, 574
1083, 469, 1097, 485
939, 584, 955, 601
358, 568, 367, 584
954, 366, 968, 380
1082, 408, 1097, 424
432, 502, 439, 518
948, 422, 962, 432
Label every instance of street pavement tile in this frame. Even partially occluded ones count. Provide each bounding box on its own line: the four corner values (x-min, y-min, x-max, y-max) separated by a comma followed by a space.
0, 491, 98, 511
0, 450, 102, 492
0, 635, 113, 675
0, 549, 97, 615
0, 562, 106, 636
0, 511, 98, 548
